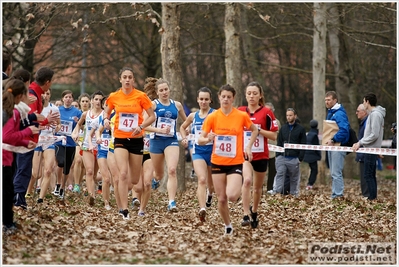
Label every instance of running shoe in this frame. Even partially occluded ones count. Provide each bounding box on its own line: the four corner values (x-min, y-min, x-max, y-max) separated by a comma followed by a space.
89, 196, 95, 206
306, 185, 313, 191
53, 184, 61, 196
37, 198, 43, 204
97, 182, 103, 194
151, 178, 160, 190
105, 205, 111, 211
25, 193, 32, 198
206, 193, 213, 208
122, 209, 130, 220
131, 198, 140, 211
58, 189, 65, 200
225, 227, 233, 235
35, 186, 41, 194
241, 215, 251, 227
138, 211, 145, 216
3, 222, 18, 235
67, 184, 73, 191
199, 208, 206, 222
118, 209, 124, 217
72, 184, 81, 193
168, 200, 177, 212
250, 206, 259, 229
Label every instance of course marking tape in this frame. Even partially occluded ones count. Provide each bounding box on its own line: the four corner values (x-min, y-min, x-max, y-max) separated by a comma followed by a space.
278, 143, 397, 156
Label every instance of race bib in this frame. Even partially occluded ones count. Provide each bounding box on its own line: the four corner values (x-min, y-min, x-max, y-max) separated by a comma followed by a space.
214, 135, 237, 158
143, 135, 150, 153
194, 125, 213, 145
243, 130, 264, 152
118, 113, 138, 132
100, 133, 110, 150
58, 120, 73, 136
156, 117, 175, 137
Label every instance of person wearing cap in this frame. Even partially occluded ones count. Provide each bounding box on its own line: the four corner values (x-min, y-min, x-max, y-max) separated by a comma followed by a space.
303, 120, 321, 190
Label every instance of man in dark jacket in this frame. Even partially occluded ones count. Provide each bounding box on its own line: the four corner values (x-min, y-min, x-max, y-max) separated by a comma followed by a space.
274, 108, 306, 196
355, 104, 369, 198
304, 120, 321, 190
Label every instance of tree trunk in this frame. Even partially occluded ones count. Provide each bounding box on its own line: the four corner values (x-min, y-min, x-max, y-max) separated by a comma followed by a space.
327, 3, 358, 180
224, 3, 243, 106
160, 3, 186, 192
313, 2, 328, 185
241, 5, 263, 87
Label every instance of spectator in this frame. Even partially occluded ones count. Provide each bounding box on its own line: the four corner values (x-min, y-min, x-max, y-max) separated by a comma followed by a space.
2, 50, 13, 80
390, 122, 397, 170
355, 104, 369, 198
265, 102, 281, 192
274, 108, 306, 196
3, 78, 39, 234
324, 91, 350, 199
13, 67, 59, 209
303, 120, 321, 190
352, 93, 386, 201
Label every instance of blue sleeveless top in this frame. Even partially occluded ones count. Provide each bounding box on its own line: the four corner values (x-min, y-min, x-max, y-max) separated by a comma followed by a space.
153, 99, 179, 139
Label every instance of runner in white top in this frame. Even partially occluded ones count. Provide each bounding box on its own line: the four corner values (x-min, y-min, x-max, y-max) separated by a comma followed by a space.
88, 96, 112, 210
32, 88, 61, 203
71, 93, 90, 193
72, 90, 105, 205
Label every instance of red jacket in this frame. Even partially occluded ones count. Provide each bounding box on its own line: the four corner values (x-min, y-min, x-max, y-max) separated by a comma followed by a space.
2, 109, 32, 166
26, 82, 45, 143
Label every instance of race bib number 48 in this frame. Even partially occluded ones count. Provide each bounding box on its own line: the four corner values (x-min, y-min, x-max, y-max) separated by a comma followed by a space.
215, 135, 237, 158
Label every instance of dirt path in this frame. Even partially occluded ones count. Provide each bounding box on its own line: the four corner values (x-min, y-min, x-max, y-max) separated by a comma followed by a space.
2, 170, 397, 264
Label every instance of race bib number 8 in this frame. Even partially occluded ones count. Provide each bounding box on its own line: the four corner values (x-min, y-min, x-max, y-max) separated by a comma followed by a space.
243, 130, 264, 152
215, 135, 237, 158
119, 113, 138, 132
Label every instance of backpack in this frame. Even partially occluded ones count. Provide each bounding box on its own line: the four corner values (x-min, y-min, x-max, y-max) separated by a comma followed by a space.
346, 127, 358, 147
343, 127, 358, 154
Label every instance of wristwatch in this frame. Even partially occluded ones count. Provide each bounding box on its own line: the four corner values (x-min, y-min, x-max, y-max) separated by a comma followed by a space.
139, 125, 144, 130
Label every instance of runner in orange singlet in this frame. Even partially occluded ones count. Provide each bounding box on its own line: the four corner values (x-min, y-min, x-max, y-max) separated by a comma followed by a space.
103, 67, 155, 220
198, 84, 258, 236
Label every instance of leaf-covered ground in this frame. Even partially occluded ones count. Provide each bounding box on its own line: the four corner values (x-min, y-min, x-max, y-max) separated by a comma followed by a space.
2, 169, 397, 265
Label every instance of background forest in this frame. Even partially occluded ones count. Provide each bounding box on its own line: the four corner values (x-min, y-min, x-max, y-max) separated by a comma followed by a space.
3, 2, 396, 136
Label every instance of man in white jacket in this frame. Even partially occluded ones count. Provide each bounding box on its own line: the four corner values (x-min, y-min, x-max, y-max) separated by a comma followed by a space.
352, 93, 386, 201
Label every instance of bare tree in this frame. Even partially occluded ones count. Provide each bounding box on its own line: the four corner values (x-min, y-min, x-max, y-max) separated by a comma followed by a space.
327, 3, 358, 179
224, 3, 243, 106
159, 2, 186, 192
313, 2, 328, 184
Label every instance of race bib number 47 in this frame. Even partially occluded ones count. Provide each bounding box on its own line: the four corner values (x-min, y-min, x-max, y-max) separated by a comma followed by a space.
119, 113, 138, 132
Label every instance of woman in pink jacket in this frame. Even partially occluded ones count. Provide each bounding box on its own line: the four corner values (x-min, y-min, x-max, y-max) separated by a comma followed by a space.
2, 78, 39, 234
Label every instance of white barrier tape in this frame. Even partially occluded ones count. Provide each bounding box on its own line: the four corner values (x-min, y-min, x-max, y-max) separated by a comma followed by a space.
2, 136, 67, 154
268, 144, 285, 153
280, 143, 397, 156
